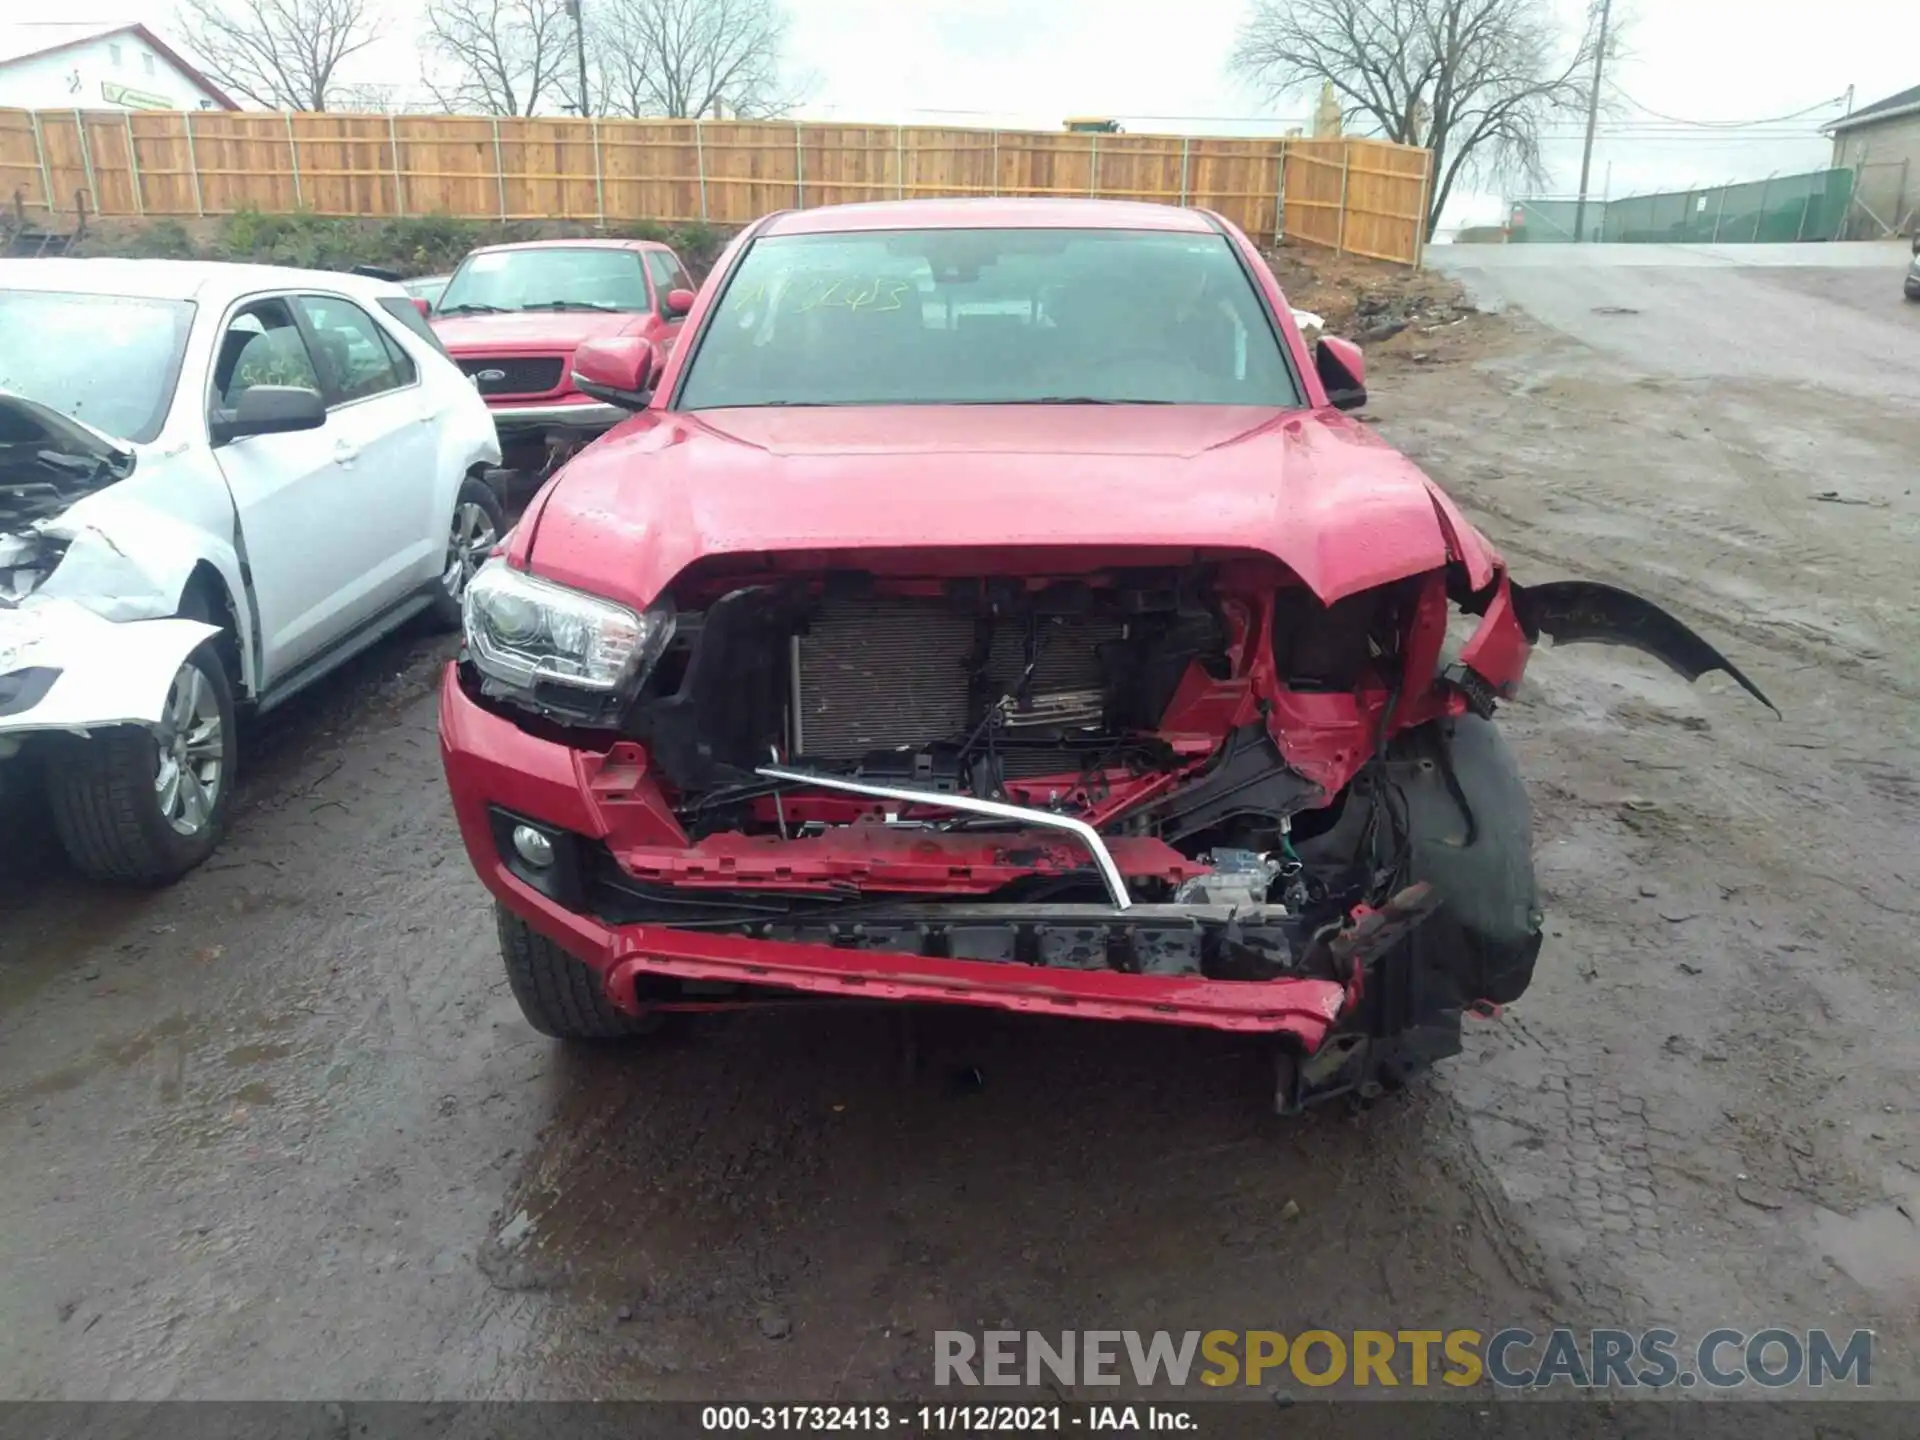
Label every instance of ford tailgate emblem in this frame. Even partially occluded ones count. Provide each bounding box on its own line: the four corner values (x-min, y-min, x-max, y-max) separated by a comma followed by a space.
474, 368, 507, 383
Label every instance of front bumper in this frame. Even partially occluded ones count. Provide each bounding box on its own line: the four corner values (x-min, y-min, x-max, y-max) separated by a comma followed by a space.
438, 665, 1362, 1044
0, 602, 217, 738
485, 399, 626, 435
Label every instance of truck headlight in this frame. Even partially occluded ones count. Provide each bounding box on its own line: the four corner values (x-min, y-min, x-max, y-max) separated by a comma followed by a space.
462, 560, 674, 699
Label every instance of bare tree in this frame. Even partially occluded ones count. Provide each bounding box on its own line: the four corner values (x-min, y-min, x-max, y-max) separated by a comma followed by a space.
1231, 0, 1611, 238
423, 0, 573, 116
177, 0, 381, 111
330, 81, 410, 112
586, 0, 797, 119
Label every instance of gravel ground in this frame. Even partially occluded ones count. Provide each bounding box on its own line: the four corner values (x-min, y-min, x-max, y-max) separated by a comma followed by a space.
1, 244, 1916, 1406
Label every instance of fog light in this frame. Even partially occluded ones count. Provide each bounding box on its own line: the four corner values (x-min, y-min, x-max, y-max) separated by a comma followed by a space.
511, 824, 555, 868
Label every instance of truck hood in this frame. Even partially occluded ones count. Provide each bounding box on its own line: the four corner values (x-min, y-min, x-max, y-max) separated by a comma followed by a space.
431, 310, 649, 353
523, 404, 1463, 607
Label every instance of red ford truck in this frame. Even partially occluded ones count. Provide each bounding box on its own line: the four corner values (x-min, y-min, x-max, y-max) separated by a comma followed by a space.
429, 238, 696, 478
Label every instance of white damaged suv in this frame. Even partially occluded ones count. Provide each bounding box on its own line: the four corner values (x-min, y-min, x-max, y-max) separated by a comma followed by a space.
0, 259, 502, 884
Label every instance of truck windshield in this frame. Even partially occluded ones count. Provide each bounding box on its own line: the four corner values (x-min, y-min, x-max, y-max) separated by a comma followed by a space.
437, 248, 651, 313
0, 291, 194, 443
675, 228, 1300, 409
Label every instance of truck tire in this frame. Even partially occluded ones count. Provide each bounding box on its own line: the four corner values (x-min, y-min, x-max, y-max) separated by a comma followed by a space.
429, 475, 508, 630
496, 904, 661, 1040
46, 642, 238, 885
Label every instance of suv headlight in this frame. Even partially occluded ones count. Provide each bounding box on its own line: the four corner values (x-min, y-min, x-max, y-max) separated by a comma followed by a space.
462, 560, 674, 701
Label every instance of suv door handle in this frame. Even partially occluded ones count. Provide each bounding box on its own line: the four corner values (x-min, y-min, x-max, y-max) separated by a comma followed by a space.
333, 439, 360, 465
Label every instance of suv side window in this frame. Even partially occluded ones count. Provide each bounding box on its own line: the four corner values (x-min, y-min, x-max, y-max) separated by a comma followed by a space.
375, 325, 418, 386
212, 297, 323, 412
294, 295, 409, 403
646, 251, 692, 314
378, 296, 450, 357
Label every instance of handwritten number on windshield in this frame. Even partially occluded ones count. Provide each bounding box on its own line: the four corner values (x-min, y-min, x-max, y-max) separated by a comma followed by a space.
779, 277, 911, 313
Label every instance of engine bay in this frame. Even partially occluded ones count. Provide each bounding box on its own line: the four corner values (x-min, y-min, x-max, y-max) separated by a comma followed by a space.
622, 567, 1247, 807
0, 398, 133, 604
472, 561, 1425, 971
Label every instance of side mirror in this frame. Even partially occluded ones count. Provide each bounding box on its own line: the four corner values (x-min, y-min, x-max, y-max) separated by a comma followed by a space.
571, 336, 656, 411
412, 296, 431, 317
1315, 336, 1367, 412
664, 287, 696, 319
210, 385, 327, 445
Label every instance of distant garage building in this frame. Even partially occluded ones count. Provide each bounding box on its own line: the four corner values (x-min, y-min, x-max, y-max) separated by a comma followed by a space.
0, 22, 238, 113
1826, 84, 1920, 237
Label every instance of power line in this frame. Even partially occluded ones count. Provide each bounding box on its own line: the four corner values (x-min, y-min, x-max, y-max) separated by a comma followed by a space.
1605, 82, 1850, 129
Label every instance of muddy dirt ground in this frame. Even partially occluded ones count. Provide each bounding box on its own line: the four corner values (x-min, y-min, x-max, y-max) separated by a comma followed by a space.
1, 246, 1917, 1409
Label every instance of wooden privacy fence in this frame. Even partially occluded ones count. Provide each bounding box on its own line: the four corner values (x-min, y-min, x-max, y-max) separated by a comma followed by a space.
0, 108, 1433, 265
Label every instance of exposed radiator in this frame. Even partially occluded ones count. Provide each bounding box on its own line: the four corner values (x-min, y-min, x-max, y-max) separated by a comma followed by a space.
793, 597, 1126, 761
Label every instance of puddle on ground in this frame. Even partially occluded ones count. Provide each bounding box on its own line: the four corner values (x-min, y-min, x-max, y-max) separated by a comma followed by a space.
1809, 1186, 1920, 1296
0, 1013, 196, 1109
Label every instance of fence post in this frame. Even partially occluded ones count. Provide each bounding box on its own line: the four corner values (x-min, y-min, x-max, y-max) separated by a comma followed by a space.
123, 112, 143, 217
695, 118, 709, 220
387, 114, 405, 217
590, 116, 605, 225
1275, 141, 1288, 243
490, 117, 507, 220
1710, 187, 1725, 242
73, 110, 100, 216
1089, 132, 1099, 198
894, 125, 904, 199
1795, 192, 1812, 242
183, 110, 204, 217
1412, 149, 1432, 268
28, 112, 53, 216
990, 129, 999, 197
1754, 173, 1772, 242
1335, 143, 1350, 254
284, 112, 303, 209
794, 120, 804, 207
1177, 137, 1190, 207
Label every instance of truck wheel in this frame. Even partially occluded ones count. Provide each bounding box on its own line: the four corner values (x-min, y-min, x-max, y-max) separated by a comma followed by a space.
46, 643, 237, 885
430, 475, 507, 630
496, 905, 661, 1040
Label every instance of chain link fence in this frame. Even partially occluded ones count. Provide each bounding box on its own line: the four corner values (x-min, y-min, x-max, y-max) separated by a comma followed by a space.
1506, 168, 1856, 244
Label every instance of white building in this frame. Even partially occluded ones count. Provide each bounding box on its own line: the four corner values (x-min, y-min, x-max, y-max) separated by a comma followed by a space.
0, 22, 238, 112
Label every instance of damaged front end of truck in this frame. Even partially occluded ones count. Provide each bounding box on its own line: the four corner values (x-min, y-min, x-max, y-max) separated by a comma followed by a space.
442, 517, 1772, 1110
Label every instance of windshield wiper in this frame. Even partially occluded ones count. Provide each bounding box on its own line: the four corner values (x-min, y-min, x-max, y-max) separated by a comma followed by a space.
520, 300, 623, 312
1023, 396, 1174, 405
437, 302, 506, 314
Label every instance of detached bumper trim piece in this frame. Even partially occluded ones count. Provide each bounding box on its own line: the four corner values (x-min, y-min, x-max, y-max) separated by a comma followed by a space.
756, 763, 1134, 909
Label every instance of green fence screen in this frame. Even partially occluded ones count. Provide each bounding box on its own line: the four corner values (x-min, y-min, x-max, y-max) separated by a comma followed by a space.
1506, 168, 1855, 244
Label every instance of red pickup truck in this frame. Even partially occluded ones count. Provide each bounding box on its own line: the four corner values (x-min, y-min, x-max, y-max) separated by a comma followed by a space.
429, 238, 696, 476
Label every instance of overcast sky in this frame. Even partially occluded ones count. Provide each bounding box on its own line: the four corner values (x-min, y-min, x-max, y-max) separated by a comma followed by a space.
110, 0, 1920, 232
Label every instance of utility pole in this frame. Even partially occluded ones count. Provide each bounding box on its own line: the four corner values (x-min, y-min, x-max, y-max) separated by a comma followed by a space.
565, 0, 589, 117
1572, 0, 1612, 243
